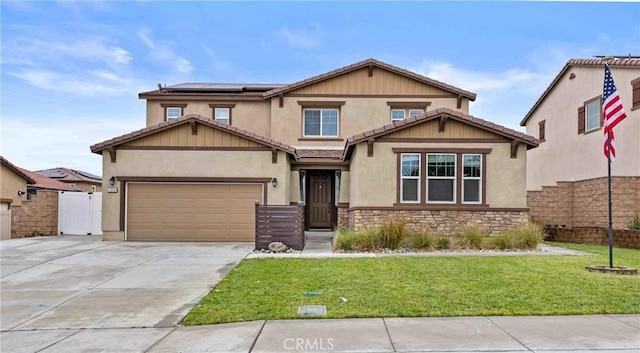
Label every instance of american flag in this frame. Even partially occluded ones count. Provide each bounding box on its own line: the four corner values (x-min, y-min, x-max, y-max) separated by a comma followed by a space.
602, 63, 628, 162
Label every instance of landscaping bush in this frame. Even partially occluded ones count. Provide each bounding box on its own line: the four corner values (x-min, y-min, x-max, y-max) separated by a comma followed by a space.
378, 216, 407, 250
456, 224, 488, 249
628, 213, 640, 230
435, 236, 452, 250
406, 231, 435, 250
333, 229, 356, 251
512, 222, 545, 250
488, 231, 515, 250
352, 228, 381, 252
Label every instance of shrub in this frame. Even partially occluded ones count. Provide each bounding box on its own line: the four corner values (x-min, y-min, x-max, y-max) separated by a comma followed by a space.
456, 224, 488, 249
407, 231, 435, 250
352, 228, 381, 252
333, 229, 356, 251
513, 222, 545, 250
628, 213, 640, 230
488, 231, 516, 250
435, 236, 452, 250
378, 216, 407, 250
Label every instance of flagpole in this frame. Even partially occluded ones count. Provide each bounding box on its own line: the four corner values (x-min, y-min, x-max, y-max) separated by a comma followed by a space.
607, 136, 613, 268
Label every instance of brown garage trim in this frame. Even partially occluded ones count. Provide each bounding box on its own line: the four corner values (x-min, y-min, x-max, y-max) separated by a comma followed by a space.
0, 198, 13, 205
118, 177, 272, 232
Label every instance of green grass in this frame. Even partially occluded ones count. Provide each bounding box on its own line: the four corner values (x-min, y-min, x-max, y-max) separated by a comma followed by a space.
182, 242, 640, 325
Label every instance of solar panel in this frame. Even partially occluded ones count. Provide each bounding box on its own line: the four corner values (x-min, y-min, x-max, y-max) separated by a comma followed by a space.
75, 170, 101, 180
38, 170, 66, 178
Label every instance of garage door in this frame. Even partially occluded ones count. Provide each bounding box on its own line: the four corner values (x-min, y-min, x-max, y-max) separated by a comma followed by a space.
126, 183, 263, 242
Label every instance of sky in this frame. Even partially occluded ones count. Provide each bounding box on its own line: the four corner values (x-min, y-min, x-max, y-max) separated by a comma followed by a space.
1, 1, 639, 176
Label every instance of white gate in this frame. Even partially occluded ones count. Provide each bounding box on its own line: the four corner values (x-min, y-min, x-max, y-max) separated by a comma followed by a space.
58, 192, 102, 235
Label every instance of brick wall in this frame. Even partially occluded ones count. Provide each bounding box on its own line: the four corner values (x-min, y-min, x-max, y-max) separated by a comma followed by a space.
546, 227, 640, 250
528, 176, 640, 229
337, 206, 349, 229
343, 209, 529, 235
11, 190, 58, 238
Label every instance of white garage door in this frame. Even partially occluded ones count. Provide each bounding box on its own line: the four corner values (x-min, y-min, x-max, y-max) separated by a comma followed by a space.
126, 183, 263, 242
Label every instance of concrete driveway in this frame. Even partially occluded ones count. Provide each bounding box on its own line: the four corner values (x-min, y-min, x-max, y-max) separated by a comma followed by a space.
1, 235, 252, 351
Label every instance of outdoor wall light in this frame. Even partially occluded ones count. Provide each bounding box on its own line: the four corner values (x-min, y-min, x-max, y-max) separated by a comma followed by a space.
109, 176, 116, 186
272, 177, 278, 187
17, 190, 26, 196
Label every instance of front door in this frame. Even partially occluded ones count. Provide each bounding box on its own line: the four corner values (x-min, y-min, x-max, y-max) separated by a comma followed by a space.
307, 171, 333, 228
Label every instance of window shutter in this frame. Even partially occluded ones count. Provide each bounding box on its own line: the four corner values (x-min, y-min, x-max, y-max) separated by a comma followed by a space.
538, 120, 545, 141
633, 81, 640, 107
599, 98, 604, 127
578, 106, 585, 134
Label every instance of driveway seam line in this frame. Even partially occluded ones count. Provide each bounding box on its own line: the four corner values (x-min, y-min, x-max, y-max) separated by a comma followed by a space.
142, 326, 178, 353
604, 314, 640, 329
485, 316, 533, 352
381, 318, 397, 352
7, 289, 91, 331
33, 328, 83, 352
248, 320, 267, 352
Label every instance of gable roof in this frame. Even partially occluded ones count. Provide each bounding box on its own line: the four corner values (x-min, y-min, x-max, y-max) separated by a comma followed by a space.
0, 156, 35, 184
36, 167, 101, 184
90, 114, 297, 156
263, 58, 477, 100
520, 58, 640, 126
20, 168, 81, 191
344, 107, 539, 159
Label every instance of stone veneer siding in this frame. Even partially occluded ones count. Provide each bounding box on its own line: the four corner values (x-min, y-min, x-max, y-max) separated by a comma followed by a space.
546, 228, 640, 250
11, 190, 59, 238
340, 209, 529, 235
528, 176, 640, 229
337, 206, 349, 229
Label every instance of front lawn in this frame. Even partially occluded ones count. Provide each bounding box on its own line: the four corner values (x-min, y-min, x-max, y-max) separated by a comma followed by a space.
183, 243, 640, 325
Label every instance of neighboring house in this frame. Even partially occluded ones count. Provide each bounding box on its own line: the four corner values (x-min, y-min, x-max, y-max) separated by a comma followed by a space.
0, 157, 35, 240
91, 58, 539, 242
521, 58, 640, 229
36, 167, 102, 192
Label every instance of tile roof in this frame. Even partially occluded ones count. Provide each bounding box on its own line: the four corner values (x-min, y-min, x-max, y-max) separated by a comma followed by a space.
520, 58, 640, 126
344, 107, 539, 158
296, 149, 344, 159
0, 156, 35, 184
36, 167, 101, 184
19, 168, 81, 191
90, 114, 297, 156
263, 58, 477, 100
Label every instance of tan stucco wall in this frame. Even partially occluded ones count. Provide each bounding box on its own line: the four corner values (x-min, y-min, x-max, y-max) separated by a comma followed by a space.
146, 101, 272, 137
348, 141, 527, 208
339, 171, 350, 203
101, 149, 290, 240
1, 165, 28, 206
270, 96, 465, 148
525, 66, 640, 190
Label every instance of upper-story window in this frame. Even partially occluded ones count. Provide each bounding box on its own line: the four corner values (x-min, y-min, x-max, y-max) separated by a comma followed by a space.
387, 102, 430, 122
160, 103, 187, 121
209, 104, 235, 125
585, 99, 601, 132
631, 77, 640, 111
303, 109, 339, 137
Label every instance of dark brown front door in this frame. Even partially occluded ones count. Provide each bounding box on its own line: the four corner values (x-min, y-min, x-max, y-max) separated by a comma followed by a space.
308, 171, 333, 228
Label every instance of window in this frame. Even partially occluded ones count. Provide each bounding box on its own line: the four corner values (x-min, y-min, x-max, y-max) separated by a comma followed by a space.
214, 108, 230, 124
462, 154, 482, 203
303, 109, 339, 137
391, 109, 405, 122
166, 107, 182, 120
585, 99, 601, 131
538, 120, 546, 142
401, 154, 420, 203
408, 109, 424, 118
427, 154, 456, 203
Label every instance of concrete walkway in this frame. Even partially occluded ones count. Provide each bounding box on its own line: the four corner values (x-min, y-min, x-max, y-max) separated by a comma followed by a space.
3, 314, 638, 352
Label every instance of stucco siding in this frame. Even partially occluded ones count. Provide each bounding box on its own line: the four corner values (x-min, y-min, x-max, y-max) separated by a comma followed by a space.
146, 101, 271, 137
348, 141, 527, 208
270, 96, 463, 147
101, 149, 290, 240
1, 164, 28, 206
526, 65, 640, 190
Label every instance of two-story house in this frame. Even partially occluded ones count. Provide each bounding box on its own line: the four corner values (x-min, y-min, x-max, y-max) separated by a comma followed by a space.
521, 58, 640, 230
91, 59, 538, 242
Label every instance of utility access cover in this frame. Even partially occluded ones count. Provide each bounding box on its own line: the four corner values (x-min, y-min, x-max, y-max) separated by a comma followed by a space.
298, 305, 327, 316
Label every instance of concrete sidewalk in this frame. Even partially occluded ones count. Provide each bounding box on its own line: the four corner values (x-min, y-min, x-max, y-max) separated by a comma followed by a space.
2, 314, 638, 352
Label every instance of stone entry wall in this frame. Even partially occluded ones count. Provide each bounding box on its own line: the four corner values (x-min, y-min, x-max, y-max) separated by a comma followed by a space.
546, 227, 640, 250
11, 190, 58, 238
339, 208, 529, 235
528, 176, 640, 229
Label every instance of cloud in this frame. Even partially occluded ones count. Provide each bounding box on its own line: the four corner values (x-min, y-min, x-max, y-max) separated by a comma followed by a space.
277, 26, 321, 48
138, 28, 193, 74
